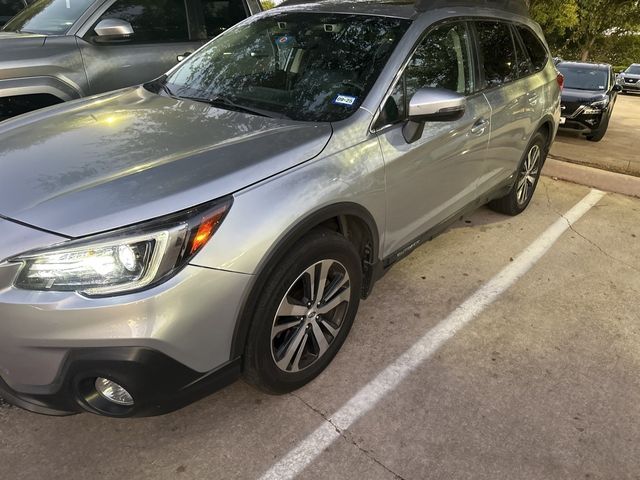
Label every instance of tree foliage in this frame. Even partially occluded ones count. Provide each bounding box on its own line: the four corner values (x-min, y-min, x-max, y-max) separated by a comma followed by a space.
531, 0, 640, 64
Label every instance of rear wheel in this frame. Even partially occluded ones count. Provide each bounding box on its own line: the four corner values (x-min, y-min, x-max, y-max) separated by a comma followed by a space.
489, 132, 546, 216
243, 230, 362, 394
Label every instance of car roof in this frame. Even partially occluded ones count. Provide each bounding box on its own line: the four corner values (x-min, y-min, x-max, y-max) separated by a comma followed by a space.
278, 0, 529, 20
557, 61, 611, 71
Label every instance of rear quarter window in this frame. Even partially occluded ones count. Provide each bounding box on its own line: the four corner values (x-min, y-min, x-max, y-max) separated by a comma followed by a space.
516, 26, 548, 72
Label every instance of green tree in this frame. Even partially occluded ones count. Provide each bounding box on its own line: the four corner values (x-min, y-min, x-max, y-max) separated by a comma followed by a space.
531, 0, 640, 61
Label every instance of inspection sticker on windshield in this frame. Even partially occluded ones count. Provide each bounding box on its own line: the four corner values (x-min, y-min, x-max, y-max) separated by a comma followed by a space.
333, 95, 357, 107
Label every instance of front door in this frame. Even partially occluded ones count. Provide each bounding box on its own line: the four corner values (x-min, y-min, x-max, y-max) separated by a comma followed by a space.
376, 21, 491, 257
78, 0, 204, 95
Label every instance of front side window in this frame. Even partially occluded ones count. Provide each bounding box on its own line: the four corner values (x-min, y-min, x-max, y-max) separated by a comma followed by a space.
406, 22, 473, 97
476, 21, 518, 88
557, 65, 609, 91
91, 0, 189, 43
517, 26, 548, 72
163, 13, 410, 122
3, 0, 93, 35
201, 0, 247, 39
375, 22, 472, 129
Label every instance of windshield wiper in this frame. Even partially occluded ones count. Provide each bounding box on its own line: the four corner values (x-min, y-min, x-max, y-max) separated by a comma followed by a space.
181, 95, 278, 119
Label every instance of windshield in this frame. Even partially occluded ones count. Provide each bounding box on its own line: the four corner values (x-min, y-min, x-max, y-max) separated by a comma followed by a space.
558, 66, 609, 91
162, 12, 410, 122
626, 65, 640, 75
3, 0, 93, 35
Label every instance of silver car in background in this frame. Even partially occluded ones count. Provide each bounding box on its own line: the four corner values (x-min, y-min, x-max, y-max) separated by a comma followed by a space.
0, 0, 262, 120
0, 0, 561, 417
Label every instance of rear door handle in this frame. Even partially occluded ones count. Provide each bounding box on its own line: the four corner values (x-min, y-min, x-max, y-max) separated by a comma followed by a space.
471, 119, 489, 136
177, 52, 192, 62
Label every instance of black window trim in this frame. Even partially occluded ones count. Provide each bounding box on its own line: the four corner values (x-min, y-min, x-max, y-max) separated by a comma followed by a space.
370, 18, 481, 134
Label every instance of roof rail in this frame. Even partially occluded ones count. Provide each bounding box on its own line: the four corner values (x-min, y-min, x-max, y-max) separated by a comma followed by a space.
415, 0, 528, 15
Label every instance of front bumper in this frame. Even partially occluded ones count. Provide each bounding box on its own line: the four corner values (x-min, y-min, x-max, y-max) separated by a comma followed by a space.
0, 218, 254, 416
620, 79, 640, 91
559, 109, 605, 134
0, 348, 241, 417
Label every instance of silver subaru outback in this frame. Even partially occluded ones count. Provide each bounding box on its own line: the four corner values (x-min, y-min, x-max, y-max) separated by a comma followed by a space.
0, 0, 561, 417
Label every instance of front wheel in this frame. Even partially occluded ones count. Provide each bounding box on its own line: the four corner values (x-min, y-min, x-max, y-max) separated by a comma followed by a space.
586, 114, 610, 142
489, 132, 546, 216
243, 230, 362, 394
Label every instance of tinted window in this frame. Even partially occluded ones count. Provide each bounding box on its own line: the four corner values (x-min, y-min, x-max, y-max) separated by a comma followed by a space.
93, 0, 189, 43
375, 22, 472, 129
406, 22, 473, 97
557, 65, 609, 91
626, 65, 640, 75
3, 0, 93, 35
163, 13, 410, 122
476, 21, 517, 87
512, 26, 533, 77
201, 0, 247, 39
517, 26, 548, 72
0, 0, 25, 21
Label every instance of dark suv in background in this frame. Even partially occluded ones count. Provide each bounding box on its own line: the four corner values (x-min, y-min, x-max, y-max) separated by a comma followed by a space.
557, 61, 621, 142
0, 0, 262, 120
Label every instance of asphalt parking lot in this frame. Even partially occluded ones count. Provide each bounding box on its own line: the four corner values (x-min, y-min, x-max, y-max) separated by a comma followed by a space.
1, 176, 639, 480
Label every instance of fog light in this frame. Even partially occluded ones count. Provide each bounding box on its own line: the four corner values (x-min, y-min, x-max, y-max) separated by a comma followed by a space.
95, 377, 134, 406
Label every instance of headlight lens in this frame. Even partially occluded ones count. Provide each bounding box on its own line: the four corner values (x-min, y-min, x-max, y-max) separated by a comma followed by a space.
589, 98, 609, 109
9, 198, 232, 296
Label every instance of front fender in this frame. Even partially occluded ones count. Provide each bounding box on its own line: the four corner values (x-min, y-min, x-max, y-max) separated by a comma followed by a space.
0, 75, 81, 101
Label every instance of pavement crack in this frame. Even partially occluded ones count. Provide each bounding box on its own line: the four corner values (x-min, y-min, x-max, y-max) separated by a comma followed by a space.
290, 393, 408, 480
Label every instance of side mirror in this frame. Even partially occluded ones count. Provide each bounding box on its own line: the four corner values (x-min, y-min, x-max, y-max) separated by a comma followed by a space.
94, 19, 134, 41
613, 84, 623, 92
403, 88, 466, 144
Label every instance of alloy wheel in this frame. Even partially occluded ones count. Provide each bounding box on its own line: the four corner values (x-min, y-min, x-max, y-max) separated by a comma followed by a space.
271, 259, 351, 373
516, 144, 541, 206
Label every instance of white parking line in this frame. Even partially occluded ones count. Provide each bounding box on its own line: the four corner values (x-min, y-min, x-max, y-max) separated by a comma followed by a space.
259, 189, 607, 480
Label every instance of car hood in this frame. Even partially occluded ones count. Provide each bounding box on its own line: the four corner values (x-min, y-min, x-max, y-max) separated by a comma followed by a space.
0, 31, 46, 48
0, 87, 333, 237
620, 72, 640, 80
560, 88, 607, 104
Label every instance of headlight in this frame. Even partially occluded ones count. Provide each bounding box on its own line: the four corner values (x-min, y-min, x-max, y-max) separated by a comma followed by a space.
590, 98, 609, 109
8, 198, 232, 296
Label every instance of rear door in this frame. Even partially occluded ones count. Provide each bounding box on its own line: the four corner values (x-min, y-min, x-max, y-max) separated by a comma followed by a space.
376, 21, 492, 257
78, 0, 207, 95
473, 21, 538, 192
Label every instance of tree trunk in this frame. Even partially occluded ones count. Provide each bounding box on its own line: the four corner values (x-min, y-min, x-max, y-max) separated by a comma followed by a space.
581, 49, 590, 61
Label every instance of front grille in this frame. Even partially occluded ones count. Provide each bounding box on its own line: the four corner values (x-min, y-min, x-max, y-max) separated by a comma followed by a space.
561, 101, 583, 116
625, 78, 638, 84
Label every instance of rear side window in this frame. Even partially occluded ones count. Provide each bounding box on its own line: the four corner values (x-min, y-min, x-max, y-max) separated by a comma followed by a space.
516, 26, 548, 72
476, 21, 517, 88
94, 0, 190, 43
200, 0, 247, 39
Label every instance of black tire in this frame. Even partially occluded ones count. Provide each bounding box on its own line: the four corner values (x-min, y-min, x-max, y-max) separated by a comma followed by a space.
586, 114, 610, 142
489, 132, 547, 216
243, 230, 362, 394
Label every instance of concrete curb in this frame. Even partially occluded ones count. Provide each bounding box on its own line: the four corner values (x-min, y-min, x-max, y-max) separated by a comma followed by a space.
543, 158, 640, 199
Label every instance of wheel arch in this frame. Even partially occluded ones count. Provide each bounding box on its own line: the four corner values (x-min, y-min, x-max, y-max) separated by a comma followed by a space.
0, 76, 82, 102
230, 202, 381, 360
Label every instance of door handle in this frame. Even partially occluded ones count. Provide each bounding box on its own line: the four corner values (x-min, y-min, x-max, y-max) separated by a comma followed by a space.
471, 119, 489, 136
177, 52, 192, 62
